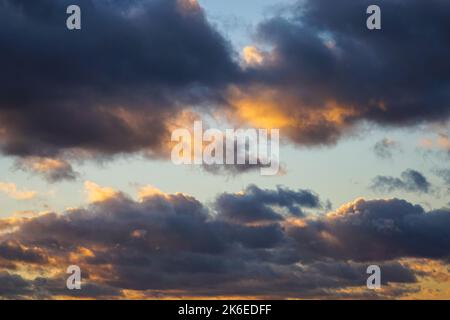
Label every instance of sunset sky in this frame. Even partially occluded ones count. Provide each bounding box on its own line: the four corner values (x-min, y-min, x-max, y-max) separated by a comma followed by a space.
0, 0, 449, 299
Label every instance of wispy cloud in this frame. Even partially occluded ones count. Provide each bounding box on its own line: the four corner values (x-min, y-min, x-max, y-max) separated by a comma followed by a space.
373, 138, 401, 159
0, 182, 37, 200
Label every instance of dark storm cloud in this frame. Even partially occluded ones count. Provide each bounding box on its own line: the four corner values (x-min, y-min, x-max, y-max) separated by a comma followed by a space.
289, 198, 450, 261
0, 240, 48, 264
0, 0, 239, 158
215, 184, 322, 223
235, 0, 450, 145
310, 260, 416, 286
0, 271, 121, 299
33, 275, 122, 298
0, 191, 293, 296
2, 186, 449, 298
370, 169, 431, 194
0, 272, 34, 299
0, 0, 449, 181
13, 192, 286, 255
1, 0, 449, 162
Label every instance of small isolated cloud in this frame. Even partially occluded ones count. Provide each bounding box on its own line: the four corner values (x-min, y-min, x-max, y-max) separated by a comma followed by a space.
14, 157, 78, 183
370, 169, 432, 195
0, 182, 37, 200
373, 138, 400, 159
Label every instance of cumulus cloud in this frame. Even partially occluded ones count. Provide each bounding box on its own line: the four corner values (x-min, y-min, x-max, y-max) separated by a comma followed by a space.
0, 0, 238, 160
1, 0, 449, 176
0, 185, 449, 299
370, 169, 432, 194
1, 0, 450, 297
289, 198, 450, 261
227, 0, 450, 146
84, 181, 120, 203
215, 184, 323, 223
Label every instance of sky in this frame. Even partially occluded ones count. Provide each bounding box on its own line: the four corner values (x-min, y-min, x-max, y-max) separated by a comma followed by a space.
0, 0, 449, 299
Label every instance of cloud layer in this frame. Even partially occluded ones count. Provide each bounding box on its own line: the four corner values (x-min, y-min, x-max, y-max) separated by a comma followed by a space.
1, 0, 450, 299
0, 185, 449, 299
1, 0, 450, 170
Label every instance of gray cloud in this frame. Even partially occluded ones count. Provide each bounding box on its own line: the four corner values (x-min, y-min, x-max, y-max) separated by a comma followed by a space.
370, 169, 431, 194
0, 272, 34, 299
233, 0, 450, 146
289, 198, 450, 261
0, 0, 238, 159
14, 157, 79, 183
1, 186, 449, 299
0, 240, 48, 264
1, 0, 450, 164
215, 184, 322, 223
0, 271, 121, 299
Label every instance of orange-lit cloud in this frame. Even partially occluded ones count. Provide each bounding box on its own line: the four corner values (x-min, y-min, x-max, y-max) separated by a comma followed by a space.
419, 133, 450, 152
15, 157, 78, 183
0, 182, 37, 201
84, 181, 119, 203
242, 46, 267, 66
176, 0, 200, 14
137, 185, 167, 200
225, 86, 358, 145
